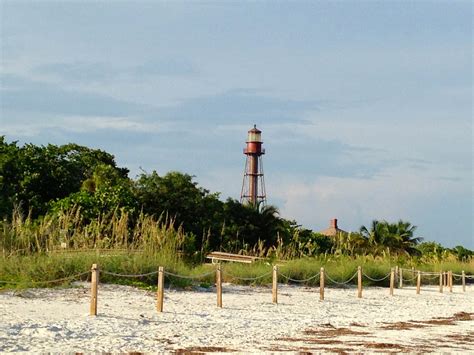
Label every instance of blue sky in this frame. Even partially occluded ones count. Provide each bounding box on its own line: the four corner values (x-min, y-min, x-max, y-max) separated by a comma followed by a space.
0, 1, 472, 247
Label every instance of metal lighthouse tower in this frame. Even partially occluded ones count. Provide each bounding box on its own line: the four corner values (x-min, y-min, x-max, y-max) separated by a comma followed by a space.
240, 125, 267, 207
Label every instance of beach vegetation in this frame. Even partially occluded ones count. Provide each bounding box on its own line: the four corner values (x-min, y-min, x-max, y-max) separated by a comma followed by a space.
0, 138, 472, 289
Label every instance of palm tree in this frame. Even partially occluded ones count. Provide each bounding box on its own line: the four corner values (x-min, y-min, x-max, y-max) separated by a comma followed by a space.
256, 204, 285, 247
360, 219, 422, 256
392, 220, 422, 256
231, 203, 284, 251
360, 220, 390, 255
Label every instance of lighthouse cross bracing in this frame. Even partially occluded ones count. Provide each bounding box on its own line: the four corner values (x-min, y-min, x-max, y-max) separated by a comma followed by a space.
240, 125, 267, 207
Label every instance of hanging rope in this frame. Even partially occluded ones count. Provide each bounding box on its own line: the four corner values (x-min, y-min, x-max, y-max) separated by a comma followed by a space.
402, 274, 418, 282
0, 271, 90, 286
2, 266, 471, 289
325, 270, 358, 285
101, 270, 159, 278
279, 272, 320, 283
452, 273, 471, 278
400, 268, 443, 276
163, 270, 216, 279
362, 272, 391, 282
419, 271, 442, 276
224, 271, 272, 281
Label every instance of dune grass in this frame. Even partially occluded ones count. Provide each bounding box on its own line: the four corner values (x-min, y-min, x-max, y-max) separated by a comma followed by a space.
1, 252, 472, 290
1, 207, 472, 290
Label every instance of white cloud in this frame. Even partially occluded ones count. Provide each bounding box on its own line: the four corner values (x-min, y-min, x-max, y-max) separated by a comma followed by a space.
272, 164, 469, 241
0, 116, 173, 137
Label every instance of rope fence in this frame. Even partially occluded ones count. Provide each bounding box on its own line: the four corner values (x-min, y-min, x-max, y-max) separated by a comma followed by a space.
224, 271, 273, 281
0, 264, 471, 316
362, 272, 391, 282
0, 271, 90, 285
92, 265, 472, 315
325, 271, 358, 285
279, 273, 320, 283
402, 274, 418, 282
163, 270, 216, 279
101, 270, 159, 278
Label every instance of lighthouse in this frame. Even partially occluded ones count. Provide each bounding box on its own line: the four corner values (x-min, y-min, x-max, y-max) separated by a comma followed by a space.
240, 125, 267, 207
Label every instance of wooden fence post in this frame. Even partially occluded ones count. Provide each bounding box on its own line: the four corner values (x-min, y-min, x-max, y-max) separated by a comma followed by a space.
439, 271, 443, 293
416, 271, 421, 295
389, 268, 395, 296
157, 266, 164, 312
320, 267, 325, 301
272, 265, 278, 304
395, 266, 399, 288
357, 266, 362, 298
216, 264, 222, 308
90, 263, 99, 316
444, 271, 448, 287
399, 268, 403, 288
462, 271, 466, 292
449, 271, 453, 293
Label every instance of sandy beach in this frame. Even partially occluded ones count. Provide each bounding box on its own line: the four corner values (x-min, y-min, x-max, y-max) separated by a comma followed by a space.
1, 282, 472, 353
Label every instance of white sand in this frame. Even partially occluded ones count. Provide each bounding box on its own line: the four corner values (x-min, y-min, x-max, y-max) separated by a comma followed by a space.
0, 282, 472, 353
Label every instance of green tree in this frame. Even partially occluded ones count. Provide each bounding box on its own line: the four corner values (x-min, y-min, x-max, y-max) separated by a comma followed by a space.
417, 241, 446, 261
0, 137, 21, 217
360, 219, 422, 256
218, 201, 285, 252
451, 245, 473, 262
283, 219, 334, 258
387, 220, 422, 256
0, 137, 128, 218
360, 220, 390, 255
134, 171, 222, 252
331, 231, 368, 256
49, 163, 137, 220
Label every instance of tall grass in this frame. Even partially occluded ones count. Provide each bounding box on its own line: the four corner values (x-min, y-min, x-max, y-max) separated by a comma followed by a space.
0, 252, 194, 289
1, 207, 472, 289
1, 253, 472, 290
0, 207, 191, 288
1, 207, 184, 262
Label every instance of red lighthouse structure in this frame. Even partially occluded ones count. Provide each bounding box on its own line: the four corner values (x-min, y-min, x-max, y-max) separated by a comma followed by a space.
240, 125, 267, 207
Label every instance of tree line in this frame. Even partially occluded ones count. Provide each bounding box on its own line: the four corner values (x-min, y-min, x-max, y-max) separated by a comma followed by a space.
0, 137, 471, 260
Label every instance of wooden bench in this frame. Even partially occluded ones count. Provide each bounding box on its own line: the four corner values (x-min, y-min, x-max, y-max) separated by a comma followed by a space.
206, 251, 261, 264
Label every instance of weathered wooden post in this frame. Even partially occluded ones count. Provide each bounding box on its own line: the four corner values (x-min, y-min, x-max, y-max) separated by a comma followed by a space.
216, 263, 222, 308
462, 271, 466, 292
399, 268, 403, 288
390, 268, 395, 296
320, 267, 325, 301
90, 263, 99, 316
439, 271, 443, 293
157, 266, 164, 312
444, 271, 448, 287
416, 270, 421, 295
272, 265, 278, 304
357, 266, 362, 298
449, 271, 453, 293
395, 266, 399, 288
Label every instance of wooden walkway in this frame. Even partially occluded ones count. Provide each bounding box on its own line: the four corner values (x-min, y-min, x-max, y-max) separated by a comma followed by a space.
206, 251, 262, 264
